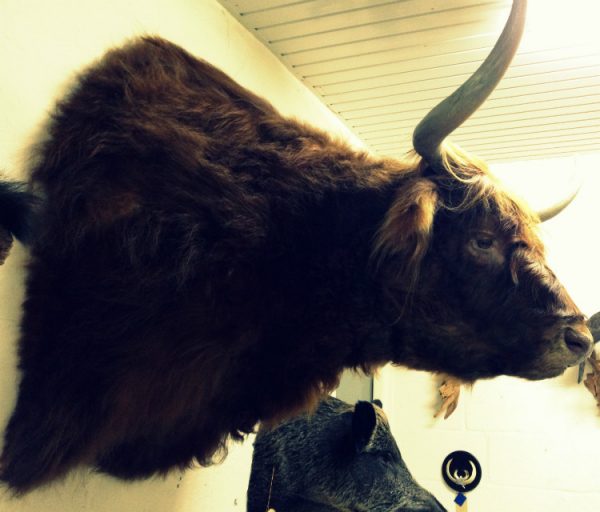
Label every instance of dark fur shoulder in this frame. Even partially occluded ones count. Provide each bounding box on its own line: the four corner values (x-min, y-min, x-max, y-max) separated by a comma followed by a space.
0, 37, 404, 492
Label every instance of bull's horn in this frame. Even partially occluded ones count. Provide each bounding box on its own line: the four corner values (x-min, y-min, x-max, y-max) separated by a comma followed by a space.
536, 174, 582, 222
413, 0, 527, 168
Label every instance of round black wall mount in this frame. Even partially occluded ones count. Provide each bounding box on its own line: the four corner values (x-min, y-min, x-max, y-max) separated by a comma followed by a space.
441, 450, 482, 492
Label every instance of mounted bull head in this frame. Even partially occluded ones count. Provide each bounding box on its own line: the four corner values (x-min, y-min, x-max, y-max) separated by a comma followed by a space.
0, 0, 591, 495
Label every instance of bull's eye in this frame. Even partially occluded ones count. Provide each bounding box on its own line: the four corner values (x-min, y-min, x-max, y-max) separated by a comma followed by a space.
472, 237, 495, 251
467, 233, 505, 266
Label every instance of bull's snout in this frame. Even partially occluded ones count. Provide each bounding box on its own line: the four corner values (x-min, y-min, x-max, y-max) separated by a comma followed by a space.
564, 326, 593, 358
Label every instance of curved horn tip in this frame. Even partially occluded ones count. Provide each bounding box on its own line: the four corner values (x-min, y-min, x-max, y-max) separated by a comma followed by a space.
537, 180, 582, 223
412, 0, 528, 168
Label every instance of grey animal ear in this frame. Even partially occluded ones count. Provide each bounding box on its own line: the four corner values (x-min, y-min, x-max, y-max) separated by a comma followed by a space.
587, 312, 600, 342
352, 401, 377, 452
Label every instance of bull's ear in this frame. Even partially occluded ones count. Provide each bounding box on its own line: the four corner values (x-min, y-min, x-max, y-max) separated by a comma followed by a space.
372, 178, 439, 286
352, 401, 377, 452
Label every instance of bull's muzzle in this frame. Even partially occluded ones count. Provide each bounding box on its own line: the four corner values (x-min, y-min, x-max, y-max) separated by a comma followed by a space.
564, 326, 593, 359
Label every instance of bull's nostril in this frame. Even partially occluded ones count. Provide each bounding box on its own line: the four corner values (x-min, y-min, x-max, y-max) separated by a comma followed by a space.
564, 328, 592, 356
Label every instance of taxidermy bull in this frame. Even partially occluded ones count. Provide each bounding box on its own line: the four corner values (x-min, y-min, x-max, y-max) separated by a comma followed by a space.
247, 397, 447, 512
0, 0, 592, 493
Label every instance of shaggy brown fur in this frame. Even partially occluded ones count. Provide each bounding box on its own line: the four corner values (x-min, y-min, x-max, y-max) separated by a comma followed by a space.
0, 37, 591, 493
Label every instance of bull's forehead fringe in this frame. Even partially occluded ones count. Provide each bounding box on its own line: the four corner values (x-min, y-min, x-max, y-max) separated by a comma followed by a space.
434, 143, 544, 253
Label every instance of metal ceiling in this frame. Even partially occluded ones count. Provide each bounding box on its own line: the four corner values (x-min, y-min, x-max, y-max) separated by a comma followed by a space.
219, 0, 600, 163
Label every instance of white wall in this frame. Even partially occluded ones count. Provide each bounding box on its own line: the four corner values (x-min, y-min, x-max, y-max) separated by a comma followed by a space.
0, 0, 358, 510
375, 154, 600, 512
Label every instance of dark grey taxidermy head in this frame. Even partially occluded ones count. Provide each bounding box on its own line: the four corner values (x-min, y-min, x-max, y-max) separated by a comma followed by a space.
578, 312, 600, 383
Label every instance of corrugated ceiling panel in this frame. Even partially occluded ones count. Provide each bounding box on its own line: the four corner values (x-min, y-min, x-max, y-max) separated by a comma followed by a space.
220, 0, 600, 162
